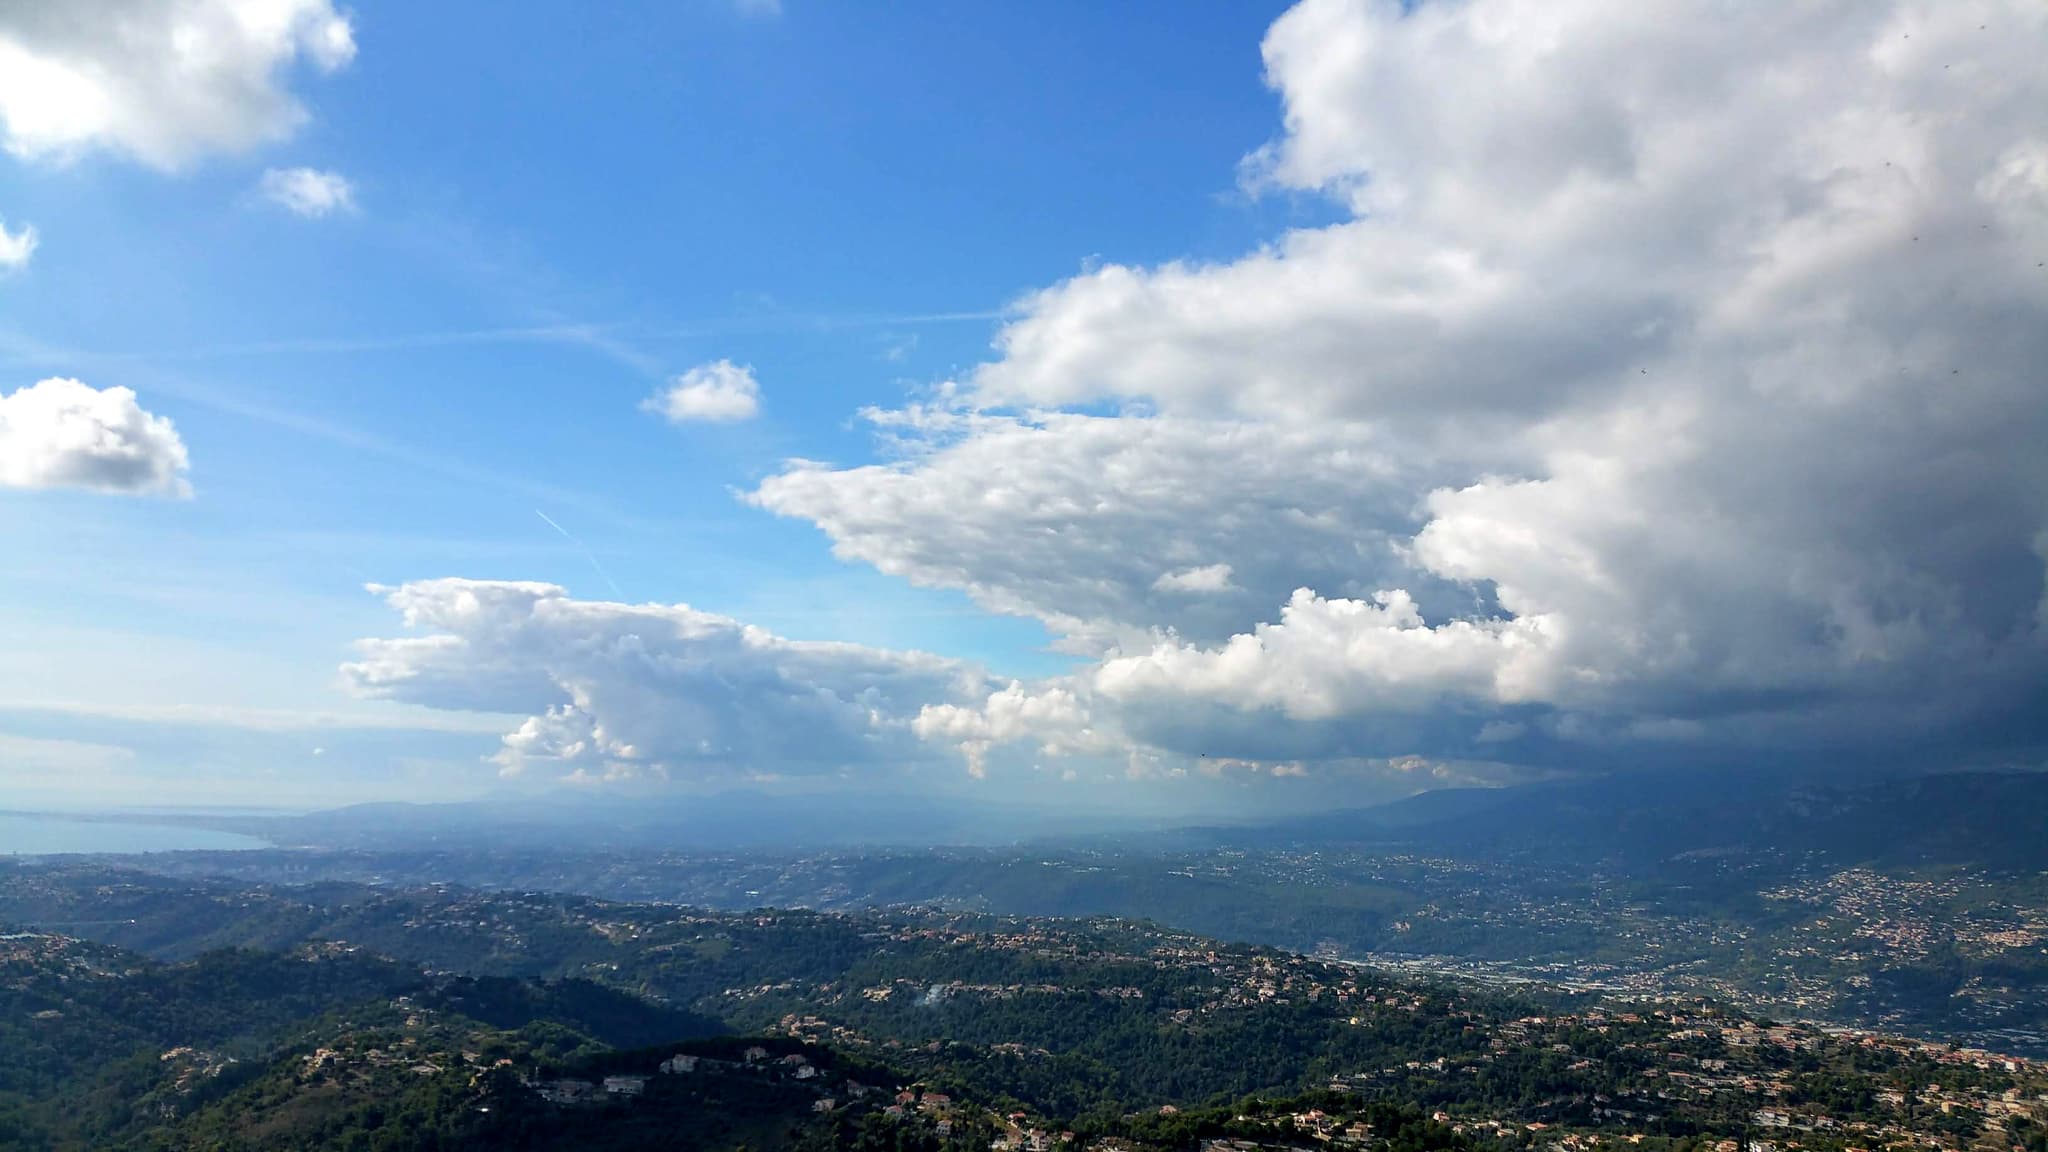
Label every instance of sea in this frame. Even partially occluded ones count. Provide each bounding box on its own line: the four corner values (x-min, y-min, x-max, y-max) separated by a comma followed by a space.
0, 812, 270, 855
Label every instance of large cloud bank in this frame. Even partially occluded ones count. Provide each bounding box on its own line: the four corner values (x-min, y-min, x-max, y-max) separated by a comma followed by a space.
356, 0, 2048, 789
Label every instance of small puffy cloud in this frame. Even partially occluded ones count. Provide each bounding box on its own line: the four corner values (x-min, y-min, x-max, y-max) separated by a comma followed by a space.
258, 166, 354, 217
0, 217, 35, 270
1153, 563, 1237, 595
645, 359, 762, 424
0, 377, 191, 496
913, 681, 1109, 779
343, 579, 967, 782
0, 0, 356, 170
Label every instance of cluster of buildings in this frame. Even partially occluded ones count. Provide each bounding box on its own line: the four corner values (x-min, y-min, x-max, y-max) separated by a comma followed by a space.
530, 1043, 843, 1109
721, 915, 1429, 1039
1324, 1007, 2047, 1152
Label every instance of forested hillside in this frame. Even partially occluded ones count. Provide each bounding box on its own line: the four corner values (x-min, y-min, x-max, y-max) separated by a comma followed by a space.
2, 864, 2045, 1152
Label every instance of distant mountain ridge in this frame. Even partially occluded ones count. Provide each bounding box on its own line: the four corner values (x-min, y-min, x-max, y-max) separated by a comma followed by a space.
120, 766, 2048, 873
1214, 767, 2048, 871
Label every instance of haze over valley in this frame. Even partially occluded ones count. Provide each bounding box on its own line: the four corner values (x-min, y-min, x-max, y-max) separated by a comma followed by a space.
2, 0, 2046, 1149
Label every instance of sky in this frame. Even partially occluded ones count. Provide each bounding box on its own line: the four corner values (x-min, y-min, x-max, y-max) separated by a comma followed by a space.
1, 0, 2045, 817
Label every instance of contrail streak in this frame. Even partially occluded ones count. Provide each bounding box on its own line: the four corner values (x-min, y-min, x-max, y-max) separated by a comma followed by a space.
535, 509, 627, 600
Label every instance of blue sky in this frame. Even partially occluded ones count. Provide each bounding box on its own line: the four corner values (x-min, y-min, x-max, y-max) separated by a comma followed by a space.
2, 0, 2044, 815
0, 0, 1303, 809
4, 0, 1292, 651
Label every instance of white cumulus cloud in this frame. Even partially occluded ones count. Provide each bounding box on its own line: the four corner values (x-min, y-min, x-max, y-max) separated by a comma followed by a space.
0, 216, 35, 270
1095, 588, 1556, 720
343, 579, 968, 782
645, 359, 763, 424
913, 682, 1108, 779
0, 377, 192, 496
752, 407, 1438, 653
258, 165, 354, 216
0, 0, 356, 170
